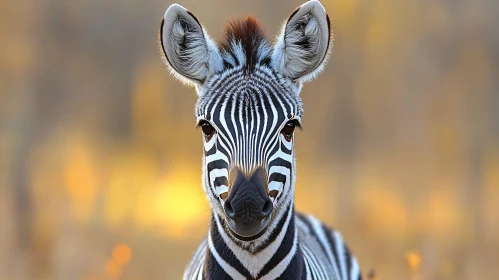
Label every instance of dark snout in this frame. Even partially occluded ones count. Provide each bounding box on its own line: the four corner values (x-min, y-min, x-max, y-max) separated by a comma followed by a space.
223, 167, 273, 241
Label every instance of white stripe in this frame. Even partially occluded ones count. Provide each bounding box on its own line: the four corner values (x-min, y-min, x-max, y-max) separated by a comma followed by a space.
302, 244, 325, 279
333, 231, 347, 280
196, 263, 203, 280
205, 152, 229, 166
302, 247, 318, 279
259, 227, 299, 280
261, 93, 278, 161
296, 218, 311, 235
268, 149, 293, 163
280, 133, 293, 150
303, 254, 312, 280
209, 168, 228, 197
207, 231, 246, 279
350, 257, 360, 280
256, 91, 268, 162
203, 133, 217, 150
308, 215, 342, 279
268, 181, 283, 193
212, 205, 294, 278
183, 239, 207, 280
269, 166, 290, 178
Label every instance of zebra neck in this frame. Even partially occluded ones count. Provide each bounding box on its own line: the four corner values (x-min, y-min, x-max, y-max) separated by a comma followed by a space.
206, 202, 304, 279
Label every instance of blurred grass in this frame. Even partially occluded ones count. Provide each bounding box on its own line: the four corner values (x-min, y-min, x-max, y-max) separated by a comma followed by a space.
1, 0, 499, 279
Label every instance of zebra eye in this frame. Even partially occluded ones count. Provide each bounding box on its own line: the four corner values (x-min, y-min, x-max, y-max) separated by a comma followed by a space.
198, 120, 215, 138
281, 120, 300, 140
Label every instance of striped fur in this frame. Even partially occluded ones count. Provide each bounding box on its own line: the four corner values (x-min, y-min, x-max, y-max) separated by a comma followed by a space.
184, 206, 361, 280
159, 1, 361, 279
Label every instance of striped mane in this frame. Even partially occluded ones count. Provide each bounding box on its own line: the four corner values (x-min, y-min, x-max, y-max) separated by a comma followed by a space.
218, 17, 272, 71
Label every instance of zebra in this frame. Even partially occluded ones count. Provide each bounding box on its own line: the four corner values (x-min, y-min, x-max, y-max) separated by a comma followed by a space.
159, 1, 361, 279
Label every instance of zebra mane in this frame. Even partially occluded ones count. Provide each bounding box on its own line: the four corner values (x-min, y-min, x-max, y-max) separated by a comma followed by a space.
218, 17, 273, 71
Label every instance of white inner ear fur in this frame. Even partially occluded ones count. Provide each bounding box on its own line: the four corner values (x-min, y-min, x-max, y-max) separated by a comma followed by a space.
161, 4, 222, 89
271, 0, 332, 83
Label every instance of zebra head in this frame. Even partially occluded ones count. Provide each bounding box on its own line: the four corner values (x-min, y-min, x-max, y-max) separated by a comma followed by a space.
160, 0, 332, 241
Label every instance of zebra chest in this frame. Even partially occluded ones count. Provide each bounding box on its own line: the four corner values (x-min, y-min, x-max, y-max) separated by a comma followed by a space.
184, 239, 339, 280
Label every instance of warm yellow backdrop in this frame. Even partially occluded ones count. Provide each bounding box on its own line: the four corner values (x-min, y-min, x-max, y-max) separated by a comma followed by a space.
1, 0, 498, 279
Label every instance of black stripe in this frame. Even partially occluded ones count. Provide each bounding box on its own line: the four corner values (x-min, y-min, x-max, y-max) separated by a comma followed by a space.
213, 176, 228, 188
207, 159, 228, 171
303, 245, 325, 279
302, 256, 311, 280
269, 157, 292, 169
204, 250, 232, 280
257, 207, 296, 277
280, 139, 293, 154
269, 173, 286, 184
252, 203, 292, 253
299, 215, 339, 279
323, 225, 343, 279
345, 243, 353, 280
204, 144, 217, 156
210, 215, 252, 278
274, 248, 305, 279
264, 138, 279, 162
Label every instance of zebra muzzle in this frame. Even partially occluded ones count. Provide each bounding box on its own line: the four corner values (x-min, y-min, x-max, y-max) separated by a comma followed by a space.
223, 167, 273, 241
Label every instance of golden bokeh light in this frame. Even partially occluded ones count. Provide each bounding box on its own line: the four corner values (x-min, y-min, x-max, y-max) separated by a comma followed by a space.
405, 251, 421, 274
153, 165, 209, 238
1, 0, 498, 279
112, 244, 132, 266
64, 139, 98, 222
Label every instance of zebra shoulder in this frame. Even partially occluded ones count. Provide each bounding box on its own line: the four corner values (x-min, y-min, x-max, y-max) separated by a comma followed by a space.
183, 238, 207, 280
296, 213, 362, 280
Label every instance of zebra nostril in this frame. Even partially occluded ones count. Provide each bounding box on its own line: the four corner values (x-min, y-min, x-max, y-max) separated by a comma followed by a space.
224, 200, 236, 219
261, 198, 273, 218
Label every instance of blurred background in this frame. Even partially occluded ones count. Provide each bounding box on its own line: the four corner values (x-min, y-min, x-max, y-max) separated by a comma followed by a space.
1, 0, 498, 279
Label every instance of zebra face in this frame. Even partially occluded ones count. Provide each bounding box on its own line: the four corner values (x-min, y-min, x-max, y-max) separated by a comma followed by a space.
160, 0, 332, 240
194, 69, 303, 239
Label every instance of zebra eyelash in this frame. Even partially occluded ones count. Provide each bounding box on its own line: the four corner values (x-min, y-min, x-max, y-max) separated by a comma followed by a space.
287, 119, 303, 130
196, 120, 217, 139
195, 119, 210, 129
196, 119, 303, 132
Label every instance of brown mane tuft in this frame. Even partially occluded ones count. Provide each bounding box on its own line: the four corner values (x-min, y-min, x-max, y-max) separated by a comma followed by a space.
218, 17, 271, 70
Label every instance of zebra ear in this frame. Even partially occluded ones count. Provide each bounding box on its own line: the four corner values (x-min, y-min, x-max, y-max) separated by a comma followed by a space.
271, 0, 332, 83
160, 4, 223, 89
